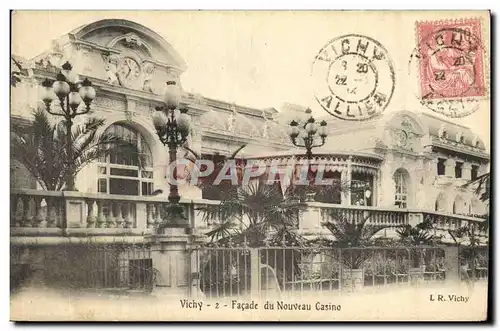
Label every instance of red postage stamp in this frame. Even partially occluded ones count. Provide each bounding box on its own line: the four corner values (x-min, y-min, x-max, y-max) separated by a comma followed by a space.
415, 18, 486, 101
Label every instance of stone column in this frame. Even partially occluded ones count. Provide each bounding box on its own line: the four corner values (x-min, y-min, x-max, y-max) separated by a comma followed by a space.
445, 159, 455, 178
62, 191, 86, 228
379, 161, 395, 207
462, 163, 472, 181
341, 157, 352, 206
146, 229, 205, 299
429, 159, 438, 179
300, 204, 321, 231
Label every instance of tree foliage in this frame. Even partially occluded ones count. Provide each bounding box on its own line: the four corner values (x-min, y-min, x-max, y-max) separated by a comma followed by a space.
11, 108, 144, 191
198, 179, 304, 247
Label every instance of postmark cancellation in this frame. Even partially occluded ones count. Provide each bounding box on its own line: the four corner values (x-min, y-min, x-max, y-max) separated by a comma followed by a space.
413, 17, 488, 118
311, 34, 395, 121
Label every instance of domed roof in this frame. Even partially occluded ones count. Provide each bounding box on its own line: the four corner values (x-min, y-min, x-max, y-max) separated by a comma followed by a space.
68, 19, 187, 71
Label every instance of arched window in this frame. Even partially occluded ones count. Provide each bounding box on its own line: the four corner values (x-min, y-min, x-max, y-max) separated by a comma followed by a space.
393, 169, 410, 208
97, 123, 153, 196
453, 195, 466, 215
435, 193, 447, 212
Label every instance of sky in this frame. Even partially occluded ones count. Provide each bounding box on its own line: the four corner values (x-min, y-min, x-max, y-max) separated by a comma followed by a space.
11, 10, 491, 150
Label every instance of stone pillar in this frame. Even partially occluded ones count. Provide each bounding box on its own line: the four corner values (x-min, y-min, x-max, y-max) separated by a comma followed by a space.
379, 161, 395, 208
373, 171, 379, 207
62, 192, 86, 228
429, 159, 438, 175
408, 212, 423, 227
462, 163, 472, 181
341, 157, 352, 206
146, 229, 205, 299
300, 204, 321, 231
445, 159, 455, 178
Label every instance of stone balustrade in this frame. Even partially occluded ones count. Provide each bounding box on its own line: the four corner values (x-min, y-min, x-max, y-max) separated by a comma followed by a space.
10, 189, 221, 240
10, 189, 487, 241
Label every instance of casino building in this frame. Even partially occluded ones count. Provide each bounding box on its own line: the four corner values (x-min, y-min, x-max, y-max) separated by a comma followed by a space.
11, 19, 489, 238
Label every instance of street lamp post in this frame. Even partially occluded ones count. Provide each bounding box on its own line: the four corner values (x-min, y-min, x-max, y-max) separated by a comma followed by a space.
287, 108, 328, 201
287, 108, 328, 160
39, 61, 96, 191
152, 80, 191, 226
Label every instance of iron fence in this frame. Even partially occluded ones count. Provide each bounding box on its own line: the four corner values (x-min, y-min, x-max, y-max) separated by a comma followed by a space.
11, 242, 489, 298
195, 245, 454, 299
458, 245, 489, 281
11, 243, 155, 294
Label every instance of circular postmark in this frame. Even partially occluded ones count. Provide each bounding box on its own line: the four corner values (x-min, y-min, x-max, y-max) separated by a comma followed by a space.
311, 34, 395, 121
409, 19, 487, 118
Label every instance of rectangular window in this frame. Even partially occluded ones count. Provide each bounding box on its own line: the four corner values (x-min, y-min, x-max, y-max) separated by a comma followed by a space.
98, 178, 107, 193
110, 168, 139, 177
141, 182, 153, 196
437, 158, 446, 176
471, 165, 479, 181
455, 162, 463, 178
109, 178, 139, 195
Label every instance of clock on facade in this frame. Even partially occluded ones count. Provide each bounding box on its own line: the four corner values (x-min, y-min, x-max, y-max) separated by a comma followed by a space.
117, 57, 141, 87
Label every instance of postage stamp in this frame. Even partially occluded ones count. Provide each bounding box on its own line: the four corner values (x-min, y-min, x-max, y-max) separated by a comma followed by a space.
411, 18, 488, 118
311, 34, 395, 121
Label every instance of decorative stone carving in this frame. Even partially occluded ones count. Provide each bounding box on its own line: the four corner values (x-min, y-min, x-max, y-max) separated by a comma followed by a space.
472, 135, 480, 148
261, 110, 269, 138
122, 33, 144, 49
262, 123, 268, 138
227, 110, 236, 132
35, 40, 65, 69
124, 109, 135, 122
388, 116, 423, 151
103, 54, 121, 85
94, 96, 126, 111
135, 102, 154, 115
438, 124, 448, 140
80, 47, 93, 73
142, 62, 155, 93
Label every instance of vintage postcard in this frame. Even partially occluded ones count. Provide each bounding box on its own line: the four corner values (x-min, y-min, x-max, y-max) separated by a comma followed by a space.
10, 10, 491, 322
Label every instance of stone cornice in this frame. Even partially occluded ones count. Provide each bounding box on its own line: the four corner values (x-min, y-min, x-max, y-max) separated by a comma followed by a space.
430, 136, 489, 160
201, 129, 291, 150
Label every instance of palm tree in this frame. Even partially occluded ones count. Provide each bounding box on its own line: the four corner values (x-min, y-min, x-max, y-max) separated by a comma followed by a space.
464, 172, 490, 204
10, 56, 26, 87
199, 180, 303, 246
196, 180, 305, 297
320, 210, 391, 269
396, 218, 441, 246
11, 108, 144, 191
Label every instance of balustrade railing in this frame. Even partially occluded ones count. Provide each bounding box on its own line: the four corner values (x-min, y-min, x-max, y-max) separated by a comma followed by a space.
10, 189, 487, 239
316, 203, 410, 228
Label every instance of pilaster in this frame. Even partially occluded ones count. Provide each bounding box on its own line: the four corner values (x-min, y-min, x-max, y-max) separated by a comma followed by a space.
445, 158, 455, 178
462, 163, 472, 181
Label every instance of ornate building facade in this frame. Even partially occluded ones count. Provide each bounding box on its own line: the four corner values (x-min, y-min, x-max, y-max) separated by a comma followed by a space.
11, 19, 489, 224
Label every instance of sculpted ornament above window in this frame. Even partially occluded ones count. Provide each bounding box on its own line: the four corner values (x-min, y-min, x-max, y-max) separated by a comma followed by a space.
394, 130, 409, 148
438, 124, 448, 140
